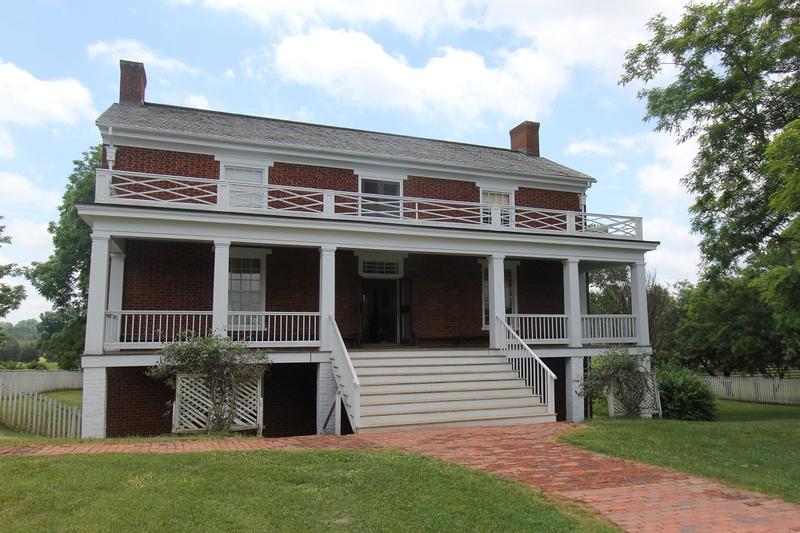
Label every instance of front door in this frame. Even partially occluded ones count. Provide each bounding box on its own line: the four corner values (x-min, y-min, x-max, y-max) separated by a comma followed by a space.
361, 279, 398, 344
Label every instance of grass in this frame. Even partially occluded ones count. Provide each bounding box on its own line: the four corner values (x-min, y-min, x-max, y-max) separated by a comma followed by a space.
41, 389, 82, 407
562, 400, 800, 503
0, 450, 616, 532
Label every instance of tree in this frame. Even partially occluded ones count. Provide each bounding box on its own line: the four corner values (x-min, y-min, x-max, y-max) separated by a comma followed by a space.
26, 146, 100, 368
0, 217, 26, 341
149, 335, 269, 433
621, 0, 800, 273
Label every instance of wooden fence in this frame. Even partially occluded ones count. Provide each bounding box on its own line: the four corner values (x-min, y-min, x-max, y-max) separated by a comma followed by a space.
700, 375, 800, 406
0, 370, 83, 394
0, 383, 82, 438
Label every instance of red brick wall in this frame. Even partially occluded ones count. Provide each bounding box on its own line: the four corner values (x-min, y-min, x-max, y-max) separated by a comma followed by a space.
335, 251, 361, 339
406, 254, 485, 341
516, 187, 580, 211
269, 162, 358, 191
110, 146, 220, 179
123, 240, 214, 310
266, 248, 318, 312
517, 260, 564, 314
403, 176, 480, 202
106, 367, 174, 437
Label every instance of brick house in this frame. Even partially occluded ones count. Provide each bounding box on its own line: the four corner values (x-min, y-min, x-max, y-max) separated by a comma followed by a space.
78, 60, 657, 438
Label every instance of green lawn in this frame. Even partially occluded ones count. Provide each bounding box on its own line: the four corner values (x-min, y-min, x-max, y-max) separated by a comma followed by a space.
42, 389, 82, 407
0, 450, 615, 533
563, 400, 800, 503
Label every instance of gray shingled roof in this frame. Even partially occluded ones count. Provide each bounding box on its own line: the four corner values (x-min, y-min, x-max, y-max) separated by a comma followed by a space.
97, 103, 594, 181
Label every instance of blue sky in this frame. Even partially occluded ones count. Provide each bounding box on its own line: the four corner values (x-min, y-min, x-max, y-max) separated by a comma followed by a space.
0, 0, 700, 322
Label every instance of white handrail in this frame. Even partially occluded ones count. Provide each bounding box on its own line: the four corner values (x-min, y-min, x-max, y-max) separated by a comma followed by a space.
329, 315, 360, 432
496, 315, 556, 415
97, 169, 643, 239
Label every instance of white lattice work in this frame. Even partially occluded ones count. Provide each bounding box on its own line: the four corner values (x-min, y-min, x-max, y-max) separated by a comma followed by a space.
608, 372, 662, 417
172, 374, 263, 433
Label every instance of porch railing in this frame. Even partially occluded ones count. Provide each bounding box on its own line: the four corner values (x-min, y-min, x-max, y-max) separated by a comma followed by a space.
496, 315, 556, 415
507, 314, 569, 344
96, 170, 643, 240
329, 315, 360, 433
227, 312, 320, 347
103, 310, 320, 349
581, 314, 637, 343
104, 310, 213, 349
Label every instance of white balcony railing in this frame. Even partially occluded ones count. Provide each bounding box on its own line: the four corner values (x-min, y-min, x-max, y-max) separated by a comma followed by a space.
96, 170, 644, 240
104, 310, 213, 349
581, 314, 637, 343
227, 312, 320, 347
507, 314, 569, 344
103, 310, 320, 349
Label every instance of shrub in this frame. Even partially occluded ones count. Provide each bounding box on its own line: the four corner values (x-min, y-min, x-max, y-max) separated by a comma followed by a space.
657, 364, 717, 421
581, 348, 650, 417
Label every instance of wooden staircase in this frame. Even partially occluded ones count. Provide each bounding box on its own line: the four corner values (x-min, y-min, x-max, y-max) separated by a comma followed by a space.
336, 349, 556, 434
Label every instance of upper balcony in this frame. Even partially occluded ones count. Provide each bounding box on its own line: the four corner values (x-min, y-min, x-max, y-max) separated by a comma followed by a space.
95, 169, 644, 240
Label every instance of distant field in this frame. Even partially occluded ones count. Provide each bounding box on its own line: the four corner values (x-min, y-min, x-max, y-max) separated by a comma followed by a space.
42, 389, 82, 407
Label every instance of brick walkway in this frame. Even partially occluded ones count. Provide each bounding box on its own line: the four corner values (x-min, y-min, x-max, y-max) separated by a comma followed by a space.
3, 424, 799, 532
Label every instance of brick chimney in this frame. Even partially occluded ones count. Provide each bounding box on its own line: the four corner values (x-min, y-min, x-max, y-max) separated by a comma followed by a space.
119, 60, 147, 105
509, 121, 540, 157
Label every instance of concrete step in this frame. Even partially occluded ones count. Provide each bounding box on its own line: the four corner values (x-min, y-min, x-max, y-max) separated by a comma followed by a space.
360, 396, 546, 416
359, 379, 528, 395
358, 371, 520, 386
360, 387, 536, 405
355, 363, 511, 376
358, 412, 556, 433
352, 356, 504, 367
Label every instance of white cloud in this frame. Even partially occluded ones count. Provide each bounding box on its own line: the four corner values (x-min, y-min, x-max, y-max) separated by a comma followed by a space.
643, 217, 701, 283
4, 219, 52, 261
0, 126, 14, 158
0, 60, 95, 126
0, 172, 61, 210
183, 93, 211, 109
274, 29, 568, 124
87, 39, 200, 74
566, 139, 614, 156
3, 278, 52, 323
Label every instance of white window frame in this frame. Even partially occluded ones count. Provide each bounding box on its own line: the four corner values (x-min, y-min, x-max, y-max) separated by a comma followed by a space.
479, 186, 515, 227
355, 251, 407, 279
228, 247, 270, 314
478, 259, 519, 330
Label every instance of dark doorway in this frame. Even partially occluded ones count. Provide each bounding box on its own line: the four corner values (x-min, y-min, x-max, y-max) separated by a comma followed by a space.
361, 279, 398, 343
263, 364, 317, 437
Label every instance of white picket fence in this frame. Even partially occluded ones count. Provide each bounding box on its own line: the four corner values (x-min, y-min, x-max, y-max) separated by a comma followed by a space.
0, 370, 83, 394
0, 383, 82, 438
701, 375, 800, 405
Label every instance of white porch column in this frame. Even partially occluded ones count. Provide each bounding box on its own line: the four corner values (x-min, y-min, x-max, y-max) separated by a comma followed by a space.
212, 239, 231, 335
578, 270, 588, 314
84, 232, 111, 354
316, 362, 338, 434
107, 240, 125, 311
564, 356, 585, 422
319, 245, 337, 350
630, 260, 650, 347
81, 367, 107, 438
563, 258, 582, 348
488, 254, 506, 349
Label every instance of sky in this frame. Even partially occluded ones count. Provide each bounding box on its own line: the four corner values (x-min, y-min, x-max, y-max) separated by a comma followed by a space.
0, 0, 701, 323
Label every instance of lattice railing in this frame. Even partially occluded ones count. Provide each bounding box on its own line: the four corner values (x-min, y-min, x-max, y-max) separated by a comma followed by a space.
608, 372, 661, 417
96, 170, 644, 239
172, 374, 263, 433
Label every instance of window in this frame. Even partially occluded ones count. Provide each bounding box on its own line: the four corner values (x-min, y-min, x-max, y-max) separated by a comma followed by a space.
361, 178, 401, 218
228, 256, 263, 312
225, 165, 265, 208
481, 263, 517, 328
481, 190, 512, 226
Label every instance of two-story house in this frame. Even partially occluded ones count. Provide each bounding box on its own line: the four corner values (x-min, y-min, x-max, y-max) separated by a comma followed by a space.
78, 61, 657, 438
